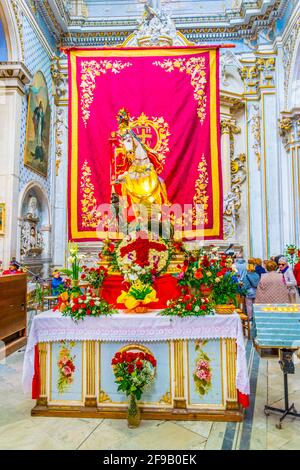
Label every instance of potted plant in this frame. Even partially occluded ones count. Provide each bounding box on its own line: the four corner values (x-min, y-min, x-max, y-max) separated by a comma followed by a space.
117, 280, 159, 313
81, 265, 108, 296
54, 291, 115, 322
161, 294, 214, 317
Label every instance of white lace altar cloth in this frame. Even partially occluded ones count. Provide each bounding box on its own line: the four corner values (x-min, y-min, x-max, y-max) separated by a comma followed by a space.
22, 310, 250, 396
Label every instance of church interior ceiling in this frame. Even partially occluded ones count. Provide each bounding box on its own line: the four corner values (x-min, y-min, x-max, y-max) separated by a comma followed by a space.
26, 0, 292, 49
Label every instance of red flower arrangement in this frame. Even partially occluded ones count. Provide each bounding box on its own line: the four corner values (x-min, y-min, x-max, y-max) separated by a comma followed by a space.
112, 350, 156, 400
162, 294, 214, 317
81, 265, 108, 288
54, 291, 116, 321
176, 247, 241, 306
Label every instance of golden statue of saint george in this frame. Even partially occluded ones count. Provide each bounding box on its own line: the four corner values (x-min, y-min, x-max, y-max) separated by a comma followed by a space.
113, 109, 171, 210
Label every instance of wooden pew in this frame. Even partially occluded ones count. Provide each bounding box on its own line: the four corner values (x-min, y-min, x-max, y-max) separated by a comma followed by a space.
0, 273, 27, 356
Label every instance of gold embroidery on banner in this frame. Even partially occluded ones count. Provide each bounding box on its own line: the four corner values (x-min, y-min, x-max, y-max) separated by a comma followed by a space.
193, 154, 209, 225
80, 60, 132, 126
152, 57, 207, 124
130, 113, 170, 173
80, 160, 99, 228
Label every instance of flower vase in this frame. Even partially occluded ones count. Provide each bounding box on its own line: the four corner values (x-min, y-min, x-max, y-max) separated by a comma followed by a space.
200, 284, 212, 297
71, 279, 81, 296
189, 286, 199, 296
91, 286, 103, 297
125, 305, 148, 314
127, 394, 141, 428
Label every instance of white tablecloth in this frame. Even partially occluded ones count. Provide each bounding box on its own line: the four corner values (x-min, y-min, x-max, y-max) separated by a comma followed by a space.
22, 310, 250, 396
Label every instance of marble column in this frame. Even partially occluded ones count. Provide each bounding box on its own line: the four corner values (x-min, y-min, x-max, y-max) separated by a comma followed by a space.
40, 224, 52, 277
0, 62, 32, 266
220, 120, 232, 198
278, 111, 300, 248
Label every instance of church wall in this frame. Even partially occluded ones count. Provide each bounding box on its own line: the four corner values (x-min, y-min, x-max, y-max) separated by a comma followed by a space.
261, 92, 282, 258
17, 15, 56, 274
275, 1, 300, 252
0, 0, 56, 271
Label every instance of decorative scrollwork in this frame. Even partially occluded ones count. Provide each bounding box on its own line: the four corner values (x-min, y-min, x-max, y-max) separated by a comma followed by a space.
250, 105, 261, 170
223, 153, 247, 240
159, 391, 172, 405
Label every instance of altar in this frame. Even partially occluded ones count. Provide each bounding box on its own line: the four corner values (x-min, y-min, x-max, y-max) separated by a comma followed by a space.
23, 310, 249, 421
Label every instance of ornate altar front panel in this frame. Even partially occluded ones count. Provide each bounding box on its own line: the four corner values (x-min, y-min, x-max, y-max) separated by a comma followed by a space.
24, 311, 249, 419
31, 338, 241, 420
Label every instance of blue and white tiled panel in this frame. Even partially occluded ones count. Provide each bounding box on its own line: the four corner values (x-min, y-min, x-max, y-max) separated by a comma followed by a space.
187, 339, 224, 408
253, 304, 300, 349
49, 341, 84, 403
99, 342, 171, 406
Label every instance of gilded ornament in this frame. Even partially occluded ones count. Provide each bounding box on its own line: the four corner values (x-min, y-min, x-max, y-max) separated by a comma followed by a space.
223, 153, 246, 240
159, 391, 172, 405
193, 155, 209, 225
80, 60, 132, 126
11, 0, 25, 61
99, 389, 112, 403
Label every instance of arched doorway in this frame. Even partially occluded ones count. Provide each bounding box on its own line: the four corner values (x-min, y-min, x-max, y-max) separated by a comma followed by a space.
18, 182, 52, 278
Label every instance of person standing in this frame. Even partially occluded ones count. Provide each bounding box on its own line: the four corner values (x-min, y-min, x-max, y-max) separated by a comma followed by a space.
234, 252, 247, 282
255, 260, 290, 303
278, 257, 298, 303
254, 258, 266, 277
243, 259, 260, 320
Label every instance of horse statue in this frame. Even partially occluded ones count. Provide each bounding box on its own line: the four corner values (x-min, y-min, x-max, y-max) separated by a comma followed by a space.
113, 111, 170, 212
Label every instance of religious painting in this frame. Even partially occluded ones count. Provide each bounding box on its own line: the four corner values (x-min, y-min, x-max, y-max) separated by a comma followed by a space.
188, 339, 223, 406
50, 341, 83, 401
24, 71, 50, 177
0, 203, 5, 235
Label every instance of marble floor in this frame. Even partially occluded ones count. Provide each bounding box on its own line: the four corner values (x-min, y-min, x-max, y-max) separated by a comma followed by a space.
0, 341, 300, 450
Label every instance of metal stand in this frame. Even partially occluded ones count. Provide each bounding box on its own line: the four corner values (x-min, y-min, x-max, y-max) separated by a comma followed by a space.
264, 349, 300, 429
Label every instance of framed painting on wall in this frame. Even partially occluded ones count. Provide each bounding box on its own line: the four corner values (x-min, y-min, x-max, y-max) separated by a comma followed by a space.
24, 71, 51, 177
0, 203, 5, 235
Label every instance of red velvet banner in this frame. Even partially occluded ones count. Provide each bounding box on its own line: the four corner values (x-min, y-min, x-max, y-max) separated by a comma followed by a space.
68, 46, 223, 241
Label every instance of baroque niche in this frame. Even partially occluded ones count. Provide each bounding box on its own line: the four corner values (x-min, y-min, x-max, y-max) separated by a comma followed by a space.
19, 183, 50, 261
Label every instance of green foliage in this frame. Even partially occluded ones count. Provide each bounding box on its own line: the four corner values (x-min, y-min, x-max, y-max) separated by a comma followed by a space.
129, 284, 153, 300
161, 294, 214, 317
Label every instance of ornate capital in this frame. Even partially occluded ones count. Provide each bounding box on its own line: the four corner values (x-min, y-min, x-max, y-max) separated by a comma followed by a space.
0, 62, 32, 94
256, 57, 276, 87
240, 64, 259, 95
278, 111, 300, 151
240, 56, 276, 94
220, 119, 241, 136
